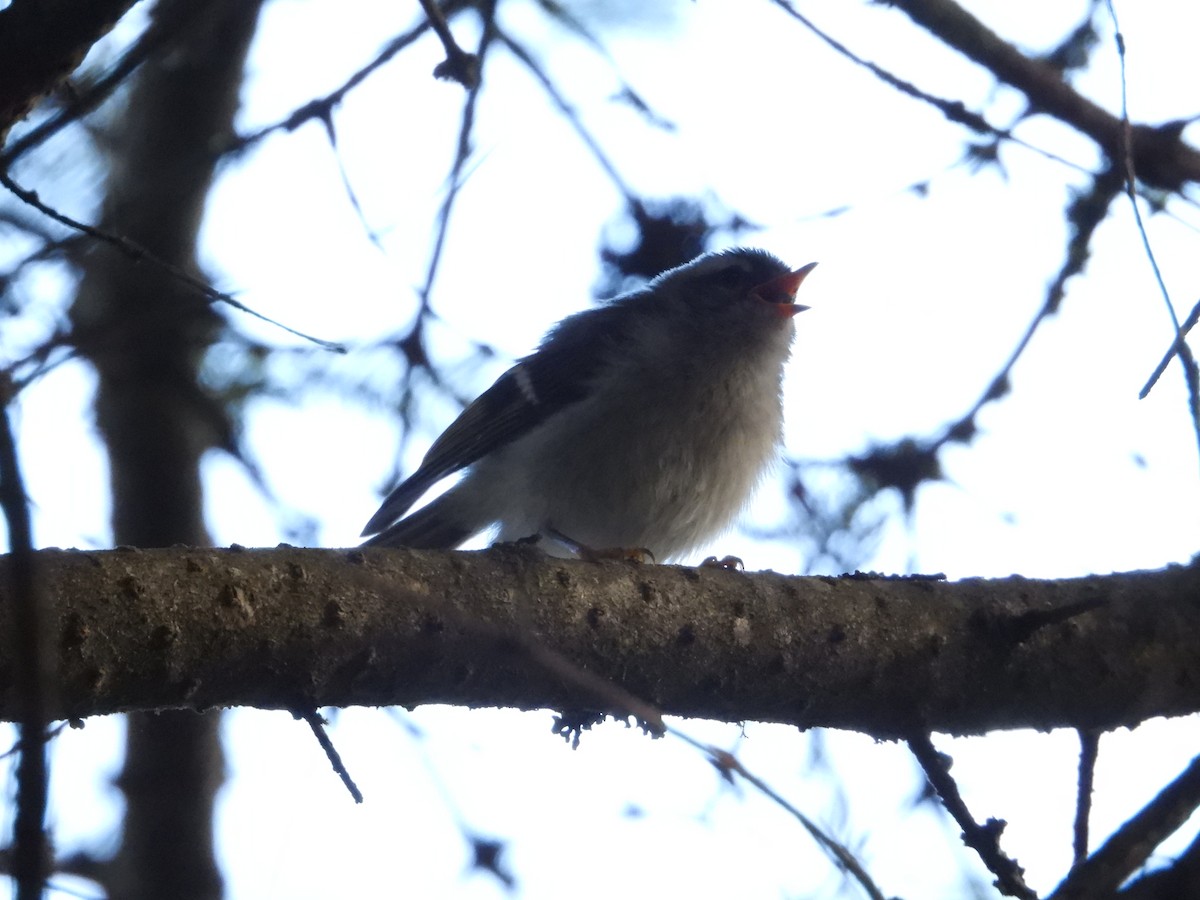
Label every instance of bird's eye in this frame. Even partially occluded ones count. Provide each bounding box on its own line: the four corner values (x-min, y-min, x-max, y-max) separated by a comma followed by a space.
711, 265, 749, 288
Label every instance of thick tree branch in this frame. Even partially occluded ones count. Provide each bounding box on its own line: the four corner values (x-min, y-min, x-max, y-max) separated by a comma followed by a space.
1116, 826, 1200, 898
0, 0, 137, 142
1052, 753, 1200, 899
0, 547, 1196, 736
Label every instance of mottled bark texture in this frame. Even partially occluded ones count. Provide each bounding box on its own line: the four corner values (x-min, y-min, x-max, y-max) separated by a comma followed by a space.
1, 546, 1197, 738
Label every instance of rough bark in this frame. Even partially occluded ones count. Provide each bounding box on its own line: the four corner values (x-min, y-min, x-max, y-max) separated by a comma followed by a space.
2, 546, 1197, 739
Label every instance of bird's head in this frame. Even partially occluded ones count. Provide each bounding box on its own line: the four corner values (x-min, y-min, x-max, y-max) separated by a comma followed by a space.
647, 248, 816, 351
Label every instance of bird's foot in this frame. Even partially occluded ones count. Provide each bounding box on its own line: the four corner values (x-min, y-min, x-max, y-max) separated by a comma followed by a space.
700, 555, 744, 571
578, 545, 655, 564
545, 528, 655, 564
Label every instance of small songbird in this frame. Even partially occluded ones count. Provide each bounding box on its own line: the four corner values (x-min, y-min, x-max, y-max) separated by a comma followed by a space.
362, 247, 816, 562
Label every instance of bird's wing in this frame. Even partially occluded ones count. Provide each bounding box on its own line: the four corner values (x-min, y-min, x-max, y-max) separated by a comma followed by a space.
361, 303, 630, 536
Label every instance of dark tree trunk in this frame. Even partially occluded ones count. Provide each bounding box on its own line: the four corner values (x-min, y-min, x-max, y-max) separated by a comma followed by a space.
69, 1, 265, 896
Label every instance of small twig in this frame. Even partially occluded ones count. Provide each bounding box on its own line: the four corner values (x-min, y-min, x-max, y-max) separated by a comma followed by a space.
531, 4, 675, 133
497, 30, 637, 205
0, 169, 346, 352
779, 0, 1198, 456
317, 111, 385, 251
892, 0, 1200, 190
1113, 826, 1200, 898
417, 0, 498, 314
0, 723, 67, 761
301, 710, 363, 804
686, 738, 887, 900
1104, 2, 1179, 331
1103, 1, 1200, 462
908, 732, 1038, 899
1051, 753, 1200, 899
1139, 297, 1200, 398
769, 0, 1088, 175
418, 0, 479, 88
1073, 729, 1100, 865
934, 167, 1123, 452
227, 3, 465, 153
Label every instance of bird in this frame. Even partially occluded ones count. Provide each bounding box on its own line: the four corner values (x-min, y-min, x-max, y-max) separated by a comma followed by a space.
361, 247, 816, 562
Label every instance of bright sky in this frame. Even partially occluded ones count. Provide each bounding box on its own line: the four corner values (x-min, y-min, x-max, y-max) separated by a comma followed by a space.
3, 0, 1200, 897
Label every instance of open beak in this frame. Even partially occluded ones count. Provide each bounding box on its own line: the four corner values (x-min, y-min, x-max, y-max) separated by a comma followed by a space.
754, 262, 817, 317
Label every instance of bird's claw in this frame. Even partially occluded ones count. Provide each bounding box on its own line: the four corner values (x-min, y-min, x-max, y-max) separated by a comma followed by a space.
544, 527, 655, 563
579, 545, 655, 564
700, 555, 744, 571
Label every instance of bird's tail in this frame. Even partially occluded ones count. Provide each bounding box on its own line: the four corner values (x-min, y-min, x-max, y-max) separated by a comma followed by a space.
361, 491, 480, 549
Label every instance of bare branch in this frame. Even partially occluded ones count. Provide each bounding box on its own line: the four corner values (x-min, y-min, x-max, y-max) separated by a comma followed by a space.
1102, 1, 1200, 463
934, 167, 1124, 450
1052, 753, 1200, 899
890, 0, 1200, 191
0, 547, 1197, 737
908, 732, 1037, 899
770, 0, 1087, 174
227, 4, 467, 154
419, 0, 480, 88
1074, 729, 1101, 865
700, 740, 889, 900
0, 169, 346, 353
1140, 298, 1200, 398
419, 0, 499, 314
1115, 827, 1200, 898
301, 710, 363, 804
498, 29, 637, 204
